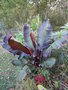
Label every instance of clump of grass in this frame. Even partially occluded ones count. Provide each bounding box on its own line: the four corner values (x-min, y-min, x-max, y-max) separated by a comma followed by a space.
15, 76, 37, 90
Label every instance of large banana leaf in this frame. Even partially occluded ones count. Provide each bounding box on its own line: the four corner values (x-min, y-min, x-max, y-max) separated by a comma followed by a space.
43, 36, 68, 57
37, 18, 52, 51
23, 24, 35, 50
8, 37, 32, 54
0, 35, 32, 55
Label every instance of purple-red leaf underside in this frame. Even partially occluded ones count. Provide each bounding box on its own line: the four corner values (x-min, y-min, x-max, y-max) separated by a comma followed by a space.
30, 31, 36, 48
8, 37, 32, 55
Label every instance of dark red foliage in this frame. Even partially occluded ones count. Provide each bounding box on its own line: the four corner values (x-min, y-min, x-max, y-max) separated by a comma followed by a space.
30, 31, 36, 48
35, 75, 46, 86
8, 37, 33, 55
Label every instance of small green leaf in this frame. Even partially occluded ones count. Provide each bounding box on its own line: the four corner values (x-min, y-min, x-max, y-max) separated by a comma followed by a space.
17, 65, 31, 81
41, 58, 56, 68
12, 60, 21, 66
58, 31, 62, 38
41, 70, 50, 81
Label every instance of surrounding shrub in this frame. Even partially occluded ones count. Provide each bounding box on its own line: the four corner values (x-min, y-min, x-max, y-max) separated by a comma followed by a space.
48, 10, 66, 31
15, 77, 37, 90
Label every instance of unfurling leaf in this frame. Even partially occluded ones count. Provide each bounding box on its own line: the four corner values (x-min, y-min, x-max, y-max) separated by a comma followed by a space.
30, 31, 36, 48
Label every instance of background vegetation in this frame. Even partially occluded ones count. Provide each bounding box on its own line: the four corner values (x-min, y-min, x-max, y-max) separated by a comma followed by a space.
0, 0, 68, 90
0, 0, 68, 30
